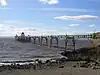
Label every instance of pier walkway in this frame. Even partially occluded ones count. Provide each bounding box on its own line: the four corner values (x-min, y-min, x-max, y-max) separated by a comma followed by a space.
15, 32, 100, 52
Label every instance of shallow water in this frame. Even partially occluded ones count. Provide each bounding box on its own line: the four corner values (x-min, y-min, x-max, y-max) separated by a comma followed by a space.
0, 38, 92, 63
0, 38, 60, 62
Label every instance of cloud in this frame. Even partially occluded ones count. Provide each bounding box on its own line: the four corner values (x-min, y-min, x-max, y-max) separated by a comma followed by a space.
39, 0, 59, 4
61, 24, 79, 31
0, 24, 61, 36
3, 20, 44, 26
89, 24, 96, 28
0, 0, 7, 6
3, 20, 21, 24
62, 27, 69, 30
28, 8, 98, 12
0, 24, 4, 28
68, 24, 80, 27
0, 7, 12, 10
54, 15, 100, 21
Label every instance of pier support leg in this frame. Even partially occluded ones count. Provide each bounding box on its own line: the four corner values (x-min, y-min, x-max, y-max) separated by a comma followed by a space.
50, 37, 52, 48
56, 37, 59, 48
46, 38, 48, 46
33, 38, 36, 44
38, 37, 41, 45
65, 35, 67, 51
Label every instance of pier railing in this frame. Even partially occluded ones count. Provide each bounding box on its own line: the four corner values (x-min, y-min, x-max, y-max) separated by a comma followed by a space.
15, 33, 99, 52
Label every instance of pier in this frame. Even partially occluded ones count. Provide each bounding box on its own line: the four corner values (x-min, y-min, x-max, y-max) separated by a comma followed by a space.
15, 32, 100, 52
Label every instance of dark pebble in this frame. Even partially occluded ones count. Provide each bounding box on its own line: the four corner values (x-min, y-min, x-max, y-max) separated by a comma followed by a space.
59, 66, 64, 68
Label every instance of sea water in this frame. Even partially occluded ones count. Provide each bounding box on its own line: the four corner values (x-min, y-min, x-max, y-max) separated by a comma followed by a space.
0, 37, 92, 65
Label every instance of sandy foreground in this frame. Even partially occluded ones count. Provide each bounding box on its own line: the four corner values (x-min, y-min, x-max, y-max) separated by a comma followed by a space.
0, 67, 100, 75
0, 61, 99, 75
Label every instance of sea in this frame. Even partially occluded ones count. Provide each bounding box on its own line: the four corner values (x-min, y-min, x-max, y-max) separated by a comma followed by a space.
0, 37, 93, 65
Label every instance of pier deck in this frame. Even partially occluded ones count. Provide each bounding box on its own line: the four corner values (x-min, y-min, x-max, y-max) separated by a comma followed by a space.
15, 33, 99, 52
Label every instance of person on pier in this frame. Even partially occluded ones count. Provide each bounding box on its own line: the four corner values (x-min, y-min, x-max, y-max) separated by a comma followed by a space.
21, 32, 25, 41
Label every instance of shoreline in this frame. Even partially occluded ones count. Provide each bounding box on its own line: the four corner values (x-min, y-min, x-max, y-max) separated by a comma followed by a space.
0, 55, 68, 69
0, 60, 99, 75
0, 57, 98, 72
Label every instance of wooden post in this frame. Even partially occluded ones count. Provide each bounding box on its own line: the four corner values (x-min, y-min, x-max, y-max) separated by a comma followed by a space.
65, 36, 68, 51
38, 37, 40, 45
40, 36, 42, 45
50, 36, 52, 48
33, 37, 36, 44
56, 37, 59, 48
72, 36, 76, 52
46, 37, 48, 46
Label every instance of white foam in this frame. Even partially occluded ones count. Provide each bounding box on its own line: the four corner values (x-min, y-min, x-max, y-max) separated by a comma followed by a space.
0, 61, 36, 66
0, 63, 12, 66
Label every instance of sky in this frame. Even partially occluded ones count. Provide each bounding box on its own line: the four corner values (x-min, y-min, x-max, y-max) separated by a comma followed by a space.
0, 0, 100, 36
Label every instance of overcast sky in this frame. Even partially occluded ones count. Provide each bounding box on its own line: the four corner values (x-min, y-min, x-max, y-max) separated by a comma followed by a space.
0, 0, 99, 36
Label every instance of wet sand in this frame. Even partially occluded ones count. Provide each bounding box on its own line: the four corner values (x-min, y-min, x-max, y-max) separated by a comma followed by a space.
0, 67, 99, 75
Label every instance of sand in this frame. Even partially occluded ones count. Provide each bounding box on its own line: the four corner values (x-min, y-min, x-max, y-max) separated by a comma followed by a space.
0, 61, 99, 75
0, 67, 99, 75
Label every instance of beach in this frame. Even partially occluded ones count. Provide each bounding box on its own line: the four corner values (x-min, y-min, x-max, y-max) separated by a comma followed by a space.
0, 37, 99, 75
0, 66, 100, 75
